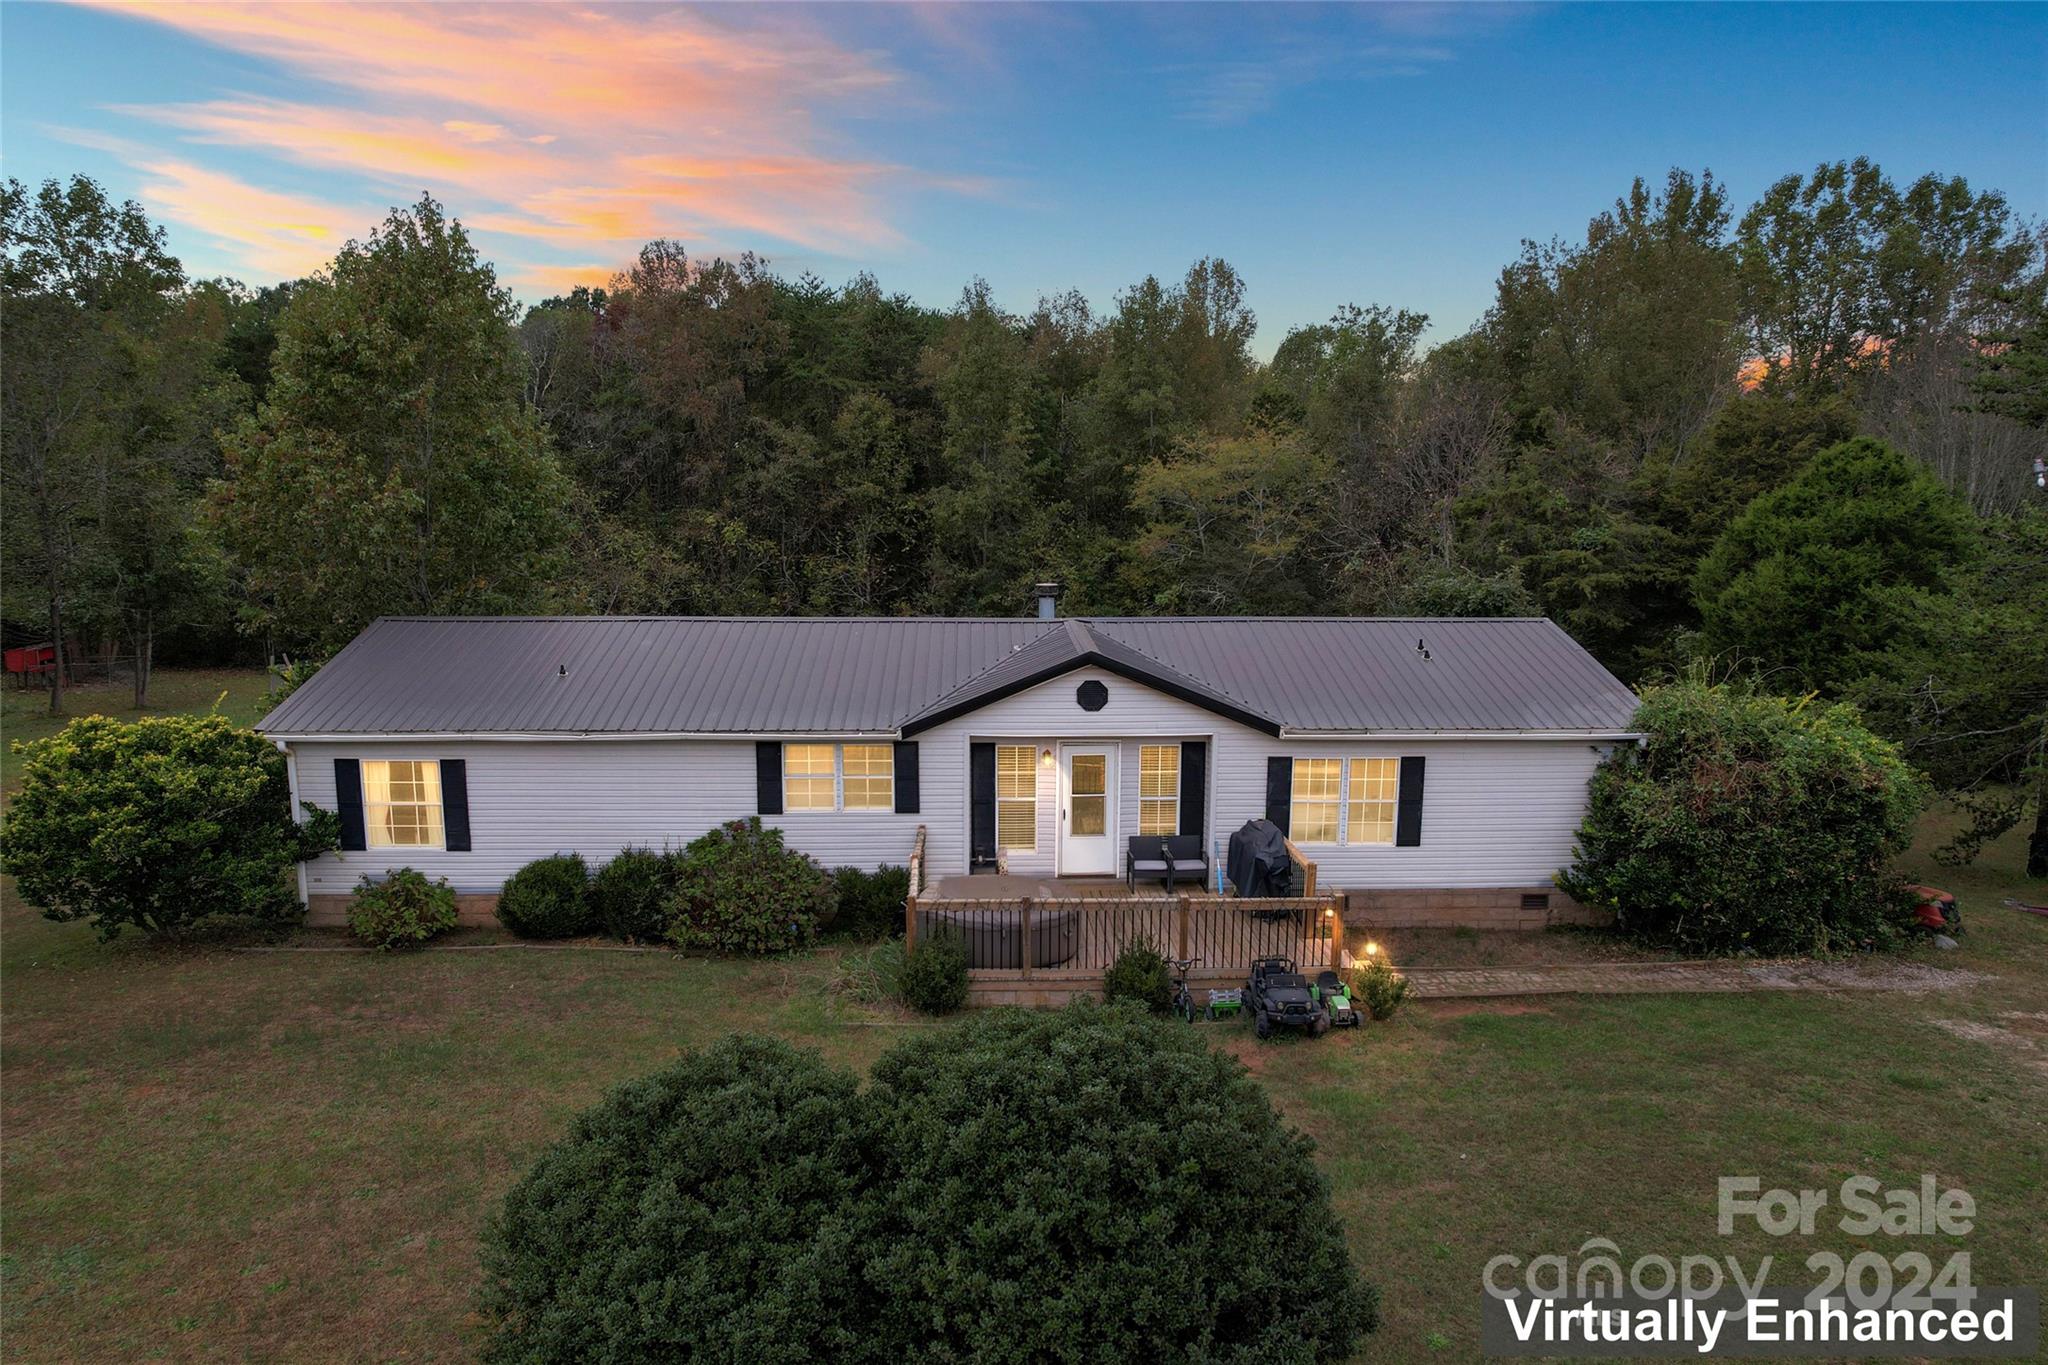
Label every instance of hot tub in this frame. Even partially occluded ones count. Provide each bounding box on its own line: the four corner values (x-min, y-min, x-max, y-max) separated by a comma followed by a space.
915, 907, 1080, 969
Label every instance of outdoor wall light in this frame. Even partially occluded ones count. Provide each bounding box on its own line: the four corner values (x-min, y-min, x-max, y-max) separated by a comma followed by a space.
1364, 941, 1380, 957
1040, 747, 1054, 767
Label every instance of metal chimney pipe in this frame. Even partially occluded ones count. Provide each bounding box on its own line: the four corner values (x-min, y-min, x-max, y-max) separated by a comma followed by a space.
1032, 581, 1062, 620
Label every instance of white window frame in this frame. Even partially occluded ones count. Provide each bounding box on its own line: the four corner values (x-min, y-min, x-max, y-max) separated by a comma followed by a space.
363, 758, 446, 850
1290, 755, 1403, 847
1290, 756, 1343, 845
995, 744, 1037, 851
1345, 757, 1399, 847
785, 743, 895, 813
1138, 744, 1179, 837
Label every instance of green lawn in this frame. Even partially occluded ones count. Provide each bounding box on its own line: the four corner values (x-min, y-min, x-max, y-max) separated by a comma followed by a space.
2, 674, 2044, 1362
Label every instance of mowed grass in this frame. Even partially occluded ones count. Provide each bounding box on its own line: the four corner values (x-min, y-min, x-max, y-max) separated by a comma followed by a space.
2, 672, 2044, 1361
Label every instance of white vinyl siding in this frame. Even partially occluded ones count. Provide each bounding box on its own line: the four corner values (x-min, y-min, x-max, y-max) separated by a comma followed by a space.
291, 665, 1610, 897
364, 759, 443, 848
996, 745, 1037, 850
1139, 744, 1178, 836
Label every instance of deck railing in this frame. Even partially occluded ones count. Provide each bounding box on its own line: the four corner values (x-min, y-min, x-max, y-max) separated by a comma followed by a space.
908, 891, 1346, 985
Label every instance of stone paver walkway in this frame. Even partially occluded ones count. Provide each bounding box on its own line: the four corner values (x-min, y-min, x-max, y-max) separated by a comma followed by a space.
1404, 959, 1989, 1000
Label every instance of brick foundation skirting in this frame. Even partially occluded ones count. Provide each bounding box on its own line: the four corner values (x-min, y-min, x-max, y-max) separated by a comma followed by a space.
306, 893, 501, 928
1342, 887, 1610, 932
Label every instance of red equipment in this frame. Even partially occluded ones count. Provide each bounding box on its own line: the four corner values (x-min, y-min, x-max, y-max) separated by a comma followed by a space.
1906, 885, 1960, 935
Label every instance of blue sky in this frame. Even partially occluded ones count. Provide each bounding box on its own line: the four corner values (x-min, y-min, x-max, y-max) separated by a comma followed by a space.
4, 2, 2042, 353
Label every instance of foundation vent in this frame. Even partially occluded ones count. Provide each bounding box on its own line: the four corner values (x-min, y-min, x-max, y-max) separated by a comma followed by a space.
1520, 892, 1551, 911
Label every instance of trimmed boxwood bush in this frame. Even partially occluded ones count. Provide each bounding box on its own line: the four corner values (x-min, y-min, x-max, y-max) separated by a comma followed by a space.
828, 865, 910, 940
479, 1007, 1378, 1364
0, 713, 337, 939
589, 846, 672, 942
666, 818, 834, 954
478, 1036, 880, 1362
897, 928, 968, 1014
495, 853, 593, 939
1102, 938, 1173, 1012
1559, 679, 1927, 956
348, 868, 459, 949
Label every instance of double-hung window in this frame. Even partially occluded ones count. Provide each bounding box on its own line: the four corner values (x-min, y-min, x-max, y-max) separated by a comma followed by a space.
995, 744, 1037, 850
1139, 745, 1179, 836
1290, 758, 1343, 843
841, 744, 894, 811
364, 759, 444, 848
785, 743, 894, 812
1347, 758, 1398, 846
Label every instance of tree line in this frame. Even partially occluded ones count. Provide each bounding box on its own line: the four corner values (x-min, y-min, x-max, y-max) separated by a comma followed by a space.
3, 162, 2043, 868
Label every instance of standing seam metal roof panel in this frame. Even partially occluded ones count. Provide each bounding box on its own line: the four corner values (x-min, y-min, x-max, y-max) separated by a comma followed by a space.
256, 615, 1640, 736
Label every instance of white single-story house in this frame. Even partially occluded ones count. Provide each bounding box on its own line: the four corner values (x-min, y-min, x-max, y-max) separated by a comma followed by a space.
259, 595, 1641, 928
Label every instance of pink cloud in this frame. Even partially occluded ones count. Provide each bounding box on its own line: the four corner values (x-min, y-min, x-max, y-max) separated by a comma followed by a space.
73, 0, 947, 284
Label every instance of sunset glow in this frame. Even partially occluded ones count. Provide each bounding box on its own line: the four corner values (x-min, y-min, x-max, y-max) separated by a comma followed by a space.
68, 0, 925, 286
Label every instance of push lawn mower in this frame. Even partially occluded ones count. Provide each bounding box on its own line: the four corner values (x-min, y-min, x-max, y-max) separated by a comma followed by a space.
1246, 957, 1328, 1039
1907, 885, 1962, 937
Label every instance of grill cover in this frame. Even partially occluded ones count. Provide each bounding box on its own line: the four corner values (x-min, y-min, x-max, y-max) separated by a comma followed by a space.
1226, 818, 1294, 897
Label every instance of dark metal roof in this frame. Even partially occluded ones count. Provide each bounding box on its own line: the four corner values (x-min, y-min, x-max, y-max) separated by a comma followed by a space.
257, 615, 1640, 737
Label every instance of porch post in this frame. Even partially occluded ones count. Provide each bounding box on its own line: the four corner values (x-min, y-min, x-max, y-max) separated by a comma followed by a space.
904, 891, 918, 951
1019, 897, 1034, 981
1327, 892, 1345, 969
1175, 893, 1190, 963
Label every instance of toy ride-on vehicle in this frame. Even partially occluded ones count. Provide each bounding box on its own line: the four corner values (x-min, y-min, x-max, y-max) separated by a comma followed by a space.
1246, 956, 1328, 1039
1314, 969, 1361, 1027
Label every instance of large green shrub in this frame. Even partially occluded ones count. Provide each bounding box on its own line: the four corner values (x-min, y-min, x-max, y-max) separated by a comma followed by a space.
828, 864, 910, 940
478, 1036, 881, 1363
1350, 957, 1410, 1021
897, 928, 968, 1014
348, 868, 459, 950
479, 1009, 1378, 1364
1559, 679, 1927, 955
588, 846, 672, 942
1, 714, 337, 939
495, 854, 593, 939
1102, 938, 1173, 1012
865, 1005, 1376, 1360
665, 818, 833, 954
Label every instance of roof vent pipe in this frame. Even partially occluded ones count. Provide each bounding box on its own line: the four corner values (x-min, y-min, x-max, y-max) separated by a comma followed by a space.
1032, 581, 1062, 620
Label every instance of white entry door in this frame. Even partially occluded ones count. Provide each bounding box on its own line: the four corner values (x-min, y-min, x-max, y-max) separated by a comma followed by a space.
1058, 744, 1118, 875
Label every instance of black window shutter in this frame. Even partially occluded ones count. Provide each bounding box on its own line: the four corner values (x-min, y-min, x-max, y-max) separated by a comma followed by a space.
334, 758, 366, 851
756, 742, 784, 815
893, 741, 920, 814
1179, 741, 1207, 840
1396, 755, 1426, 846
969, 742, 997, 867
1264, 756, 1292, 836
441, 759, 471, 852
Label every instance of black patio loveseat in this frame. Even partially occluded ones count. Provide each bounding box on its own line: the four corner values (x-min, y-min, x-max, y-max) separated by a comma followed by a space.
1125, 835, 1210, 892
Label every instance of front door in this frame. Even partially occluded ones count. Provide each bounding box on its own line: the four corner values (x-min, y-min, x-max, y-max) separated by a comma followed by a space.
1058, 744, 1117, 876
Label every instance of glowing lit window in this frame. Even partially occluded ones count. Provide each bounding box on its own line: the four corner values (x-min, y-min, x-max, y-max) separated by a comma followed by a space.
364, 760, 444, 848
841, 744, 894, 811
1347, 758, 1398, 846
1291, 758, 1341, 844
1139, 745, 1179, 836
996, 745, 1036, 850
784, 744, 837, 811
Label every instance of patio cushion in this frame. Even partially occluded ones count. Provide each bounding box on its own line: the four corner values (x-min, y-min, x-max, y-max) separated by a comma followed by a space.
1131, 858, 1169, 873
1170, 858, 1206, 873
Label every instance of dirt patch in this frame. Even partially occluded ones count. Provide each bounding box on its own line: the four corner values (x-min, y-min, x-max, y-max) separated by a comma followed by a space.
1416, 999, 1555, 1019
1932, 1017, 2048, 1078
